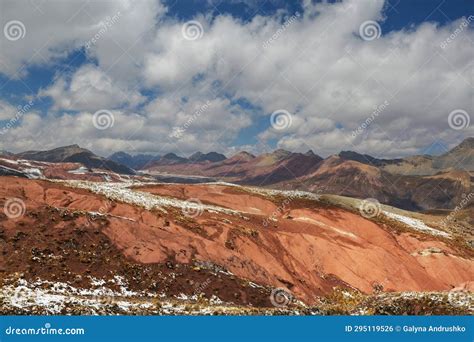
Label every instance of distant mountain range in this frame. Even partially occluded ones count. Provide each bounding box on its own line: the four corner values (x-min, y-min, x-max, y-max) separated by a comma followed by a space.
15, 145, 135, 175
189, 151, 227, 163
277, 155, 471, 211
108, 151, 160, 170
0, 150, 12, 156
108, 151, 228, 168
340, 138, 474, 176
2, 138, 472, 211
145, 138, 473, 175
143, 138, 473, 211
143, 149, 323, 184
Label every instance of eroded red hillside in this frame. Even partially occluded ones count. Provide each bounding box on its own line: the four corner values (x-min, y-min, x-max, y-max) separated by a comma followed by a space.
1, 177, 472, 304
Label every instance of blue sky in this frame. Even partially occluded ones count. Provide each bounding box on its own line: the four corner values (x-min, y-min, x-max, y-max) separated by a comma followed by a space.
0, 0, 472, 157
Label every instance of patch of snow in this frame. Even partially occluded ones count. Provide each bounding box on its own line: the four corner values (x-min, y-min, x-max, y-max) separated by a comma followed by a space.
248, 282, 264, 289
294, 216, 358, 239
175, 293, 198, 301
68, 166, 89, 175
209, 295, 224, 305
19, 159, 51, 166
246, 187, 322, 201
86, 210, 136, 222
383, 211, 451, 238
18, 160, 33, 167
0, 158, 19, 165
208, 181, 241, 187
90, 278, 106, 286
411, 247, 444, 256
204, 182, 322, 201
2, 277, 155, 314
23, 168, 43, 179
56, 180, 244, 217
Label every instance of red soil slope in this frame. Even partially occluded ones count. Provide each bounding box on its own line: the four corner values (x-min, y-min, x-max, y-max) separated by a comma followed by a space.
1, 177, 472, 304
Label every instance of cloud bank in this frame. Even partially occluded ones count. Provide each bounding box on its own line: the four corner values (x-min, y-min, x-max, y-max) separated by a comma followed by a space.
0, 0, 472, 157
